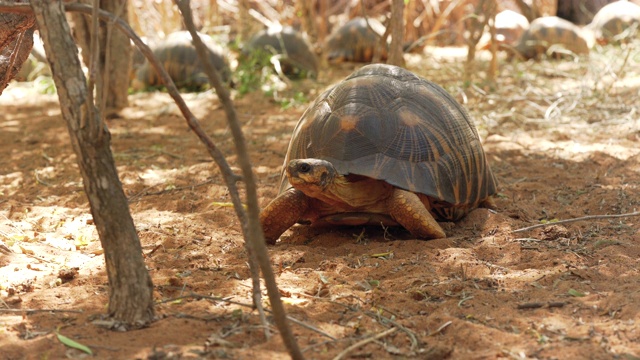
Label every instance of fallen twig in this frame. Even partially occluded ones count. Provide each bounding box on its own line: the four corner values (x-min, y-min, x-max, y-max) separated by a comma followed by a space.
286, 315, 337, 341
363, 309, 419, 350
156, 292, 336, 341
517, 301, 566, 310
0, 308, 84, 314
512, 211, 640, 233
427, 320, 453, 336
332, 327, 398, 360
127, 178, 215, 203
297, 292, 419, 349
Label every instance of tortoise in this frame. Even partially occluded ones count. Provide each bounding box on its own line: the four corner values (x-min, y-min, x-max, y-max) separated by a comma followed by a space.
326, 17, 388, 63
132, 31, 231, 91
243, 26, 319, 79
556, 0, 617, 25
260, 64, 498, 244
512, 16, 592, 60
586, 1, 640, 44
478, 10, 529, 51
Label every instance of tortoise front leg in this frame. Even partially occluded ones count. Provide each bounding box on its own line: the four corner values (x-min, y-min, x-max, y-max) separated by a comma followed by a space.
260, 188, 310, 244
387, 188, 446, 239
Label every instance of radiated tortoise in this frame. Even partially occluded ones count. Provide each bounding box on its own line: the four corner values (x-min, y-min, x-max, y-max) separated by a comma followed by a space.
260, 64, 498, 244
513, 16, 592, 60
243, 26, 319, 79
326, 17, 388, 63
132, 31, 230, 91
587, 1, 640, 44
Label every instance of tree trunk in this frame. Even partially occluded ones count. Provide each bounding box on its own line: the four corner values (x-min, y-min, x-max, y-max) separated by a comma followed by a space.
71, 0, 130, 114
0, 0, 36, 95
317, 0, 328, 45
388, 0, 405, 67
297, 0, 317, 45
30, 0, 154, 327
486, 0, 497, 84
237, 0, 251, 43
464, 0, 493, 84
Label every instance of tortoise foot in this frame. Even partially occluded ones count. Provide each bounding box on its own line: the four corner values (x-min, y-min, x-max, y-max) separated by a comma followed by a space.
388, 189, 446, 239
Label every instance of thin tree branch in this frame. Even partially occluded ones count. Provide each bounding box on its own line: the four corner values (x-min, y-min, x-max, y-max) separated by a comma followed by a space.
173, 0, 269, 342
174, 1, 303, 359
512, 211, 640, 233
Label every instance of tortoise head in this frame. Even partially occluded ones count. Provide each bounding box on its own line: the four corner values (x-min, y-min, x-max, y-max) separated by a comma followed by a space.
286, 159, 338, 193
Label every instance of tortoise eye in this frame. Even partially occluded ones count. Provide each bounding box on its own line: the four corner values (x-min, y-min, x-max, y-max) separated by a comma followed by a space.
298, 162, 312, 173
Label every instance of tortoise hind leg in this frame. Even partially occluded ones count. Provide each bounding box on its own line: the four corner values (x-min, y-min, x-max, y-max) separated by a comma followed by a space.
387, 189, 446, 239
478, 196, 497, 210
260, 188, 310, 244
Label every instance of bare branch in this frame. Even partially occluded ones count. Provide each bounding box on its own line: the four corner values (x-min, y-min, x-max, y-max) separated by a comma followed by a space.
332, 327, 398, 360
174, 1, 304, 359
512, 211, 640, 233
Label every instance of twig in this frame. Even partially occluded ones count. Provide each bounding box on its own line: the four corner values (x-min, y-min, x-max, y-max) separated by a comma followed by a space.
363, 309, 419, 350
156, 292, 336, 340
127, 178, 215, 202
0, 308, 84, 313
33, 170, 53, 186
286, 315, 337, 341
332, 327, 398, 360
173, 0, 281, 348
517, 301, 566, 310
0, 240, 12, 254
512, 211, 640, 233
176, 2, 303, 358
297, 292, 418, 347
427, 320, 452, 336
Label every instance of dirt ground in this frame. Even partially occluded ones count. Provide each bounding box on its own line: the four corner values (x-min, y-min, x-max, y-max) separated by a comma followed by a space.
1, 45, 639, 360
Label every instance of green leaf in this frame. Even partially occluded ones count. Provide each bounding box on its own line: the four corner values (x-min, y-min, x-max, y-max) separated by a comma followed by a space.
367, 279, 380, 288
56, 330, 93, 355
568, 289, 585, 297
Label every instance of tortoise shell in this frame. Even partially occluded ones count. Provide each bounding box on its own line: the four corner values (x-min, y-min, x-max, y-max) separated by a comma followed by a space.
326, 17, 388, 63
279, 64, 497, 221
243, 26, 319, 79
133, 31, 230, 91
587, 1, 640, 44
513, 16, 591, 60
478, 10, 529, 50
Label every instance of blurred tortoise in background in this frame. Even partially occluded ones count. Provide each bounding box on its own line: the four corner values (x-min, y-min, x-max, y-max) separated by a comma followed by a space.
326, 17, 388, 63
512, 16, 592, 60
586, 1, 640, 44
478, 10, 529, 50
556, 0, 618, 25
132, 31, 231, 91
260, 64, 498, 244
242, 26, 319, 79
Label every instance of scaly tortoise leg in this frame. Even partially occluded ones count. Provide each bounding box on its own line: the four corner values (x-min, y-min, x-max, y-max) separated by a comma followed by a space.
387, 188, 446, 239
260, 188, 310, 245
479, 196, 497, 210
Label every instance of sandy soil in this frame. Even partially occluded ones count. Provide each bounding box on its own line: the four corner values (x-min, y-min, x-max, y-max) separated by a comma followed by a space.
1, 45, 639, 359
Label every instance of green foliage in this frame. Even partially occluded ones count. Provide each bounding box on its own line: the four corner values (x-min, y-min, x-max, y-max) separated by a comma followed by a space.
277, 91, 308, 110
234, 46, 310, 110
56, 329, 93, 355
33, 76, 56, 95
234, 48, 274, 95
